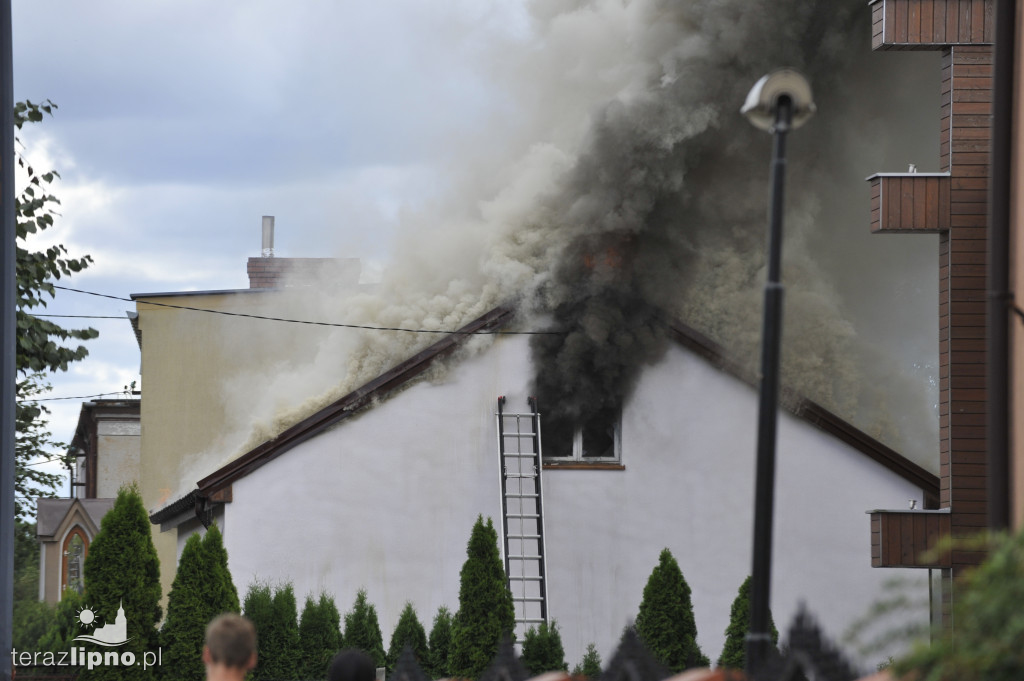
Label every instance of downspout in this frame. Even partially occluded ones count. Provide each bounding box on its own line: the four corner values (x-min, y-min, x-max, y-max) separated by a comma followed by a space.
987, 0, 1016, 530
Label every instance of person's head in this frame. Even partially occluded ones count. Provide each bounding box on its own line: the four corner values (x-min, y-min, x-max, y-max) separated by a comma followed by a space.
202, 613, 257, 673
327, 649, 376, 681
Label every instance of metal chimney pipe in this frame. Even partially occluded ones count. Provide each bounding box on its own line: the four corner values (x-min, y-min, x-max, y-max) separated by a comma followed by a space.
261, 216, 275, 258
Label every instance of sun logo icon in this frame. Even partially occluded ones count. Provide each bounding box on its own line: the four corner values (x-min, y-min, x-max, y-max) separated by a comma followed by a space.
76, 606, 99, 631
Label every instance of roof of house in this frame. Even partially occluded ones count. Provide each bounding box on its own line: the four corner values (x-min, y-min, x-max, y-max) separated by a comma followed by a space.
150, 306, 939, 524
37, 498, 116, 539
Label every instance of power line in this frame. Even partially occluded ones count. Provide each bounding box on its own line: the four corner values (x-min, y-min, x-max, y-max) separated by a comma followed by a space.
54, 285, 563, 336
23, 454, 69, 467
18, 391, 134, 401
34, 314, 125, 319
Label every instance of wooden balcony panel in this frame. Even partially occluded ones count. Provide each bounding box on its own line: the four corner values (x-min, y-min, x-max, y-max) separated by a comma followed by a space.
870, 0, 994, 49
869, 510, 952, 568
867, 173, 950, 233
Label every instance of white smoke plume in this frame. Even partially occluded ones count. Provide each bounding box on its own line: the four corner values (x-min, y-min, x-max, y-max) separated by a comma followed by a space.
187, 0, 940, 485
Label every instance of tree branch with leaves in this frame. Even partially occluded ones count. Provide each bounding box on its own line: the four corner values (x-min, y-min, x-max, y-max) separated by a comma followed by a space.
12, 99, 98, 520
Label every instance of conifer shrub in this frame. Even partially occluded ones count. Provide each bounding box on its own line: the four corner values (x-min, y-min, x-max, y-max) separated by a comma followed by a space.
267, 584, 302, 681
159, 533, 206, 680
244, 582, 301, 681
387, 602, 429, 673
299, 592, 343, 680
717, 575, 777, 670
448, 515, 515, 679
37, 588, 85, 652
520, 621, 567, 676
342, 589, 386, 668
80, 484, 162, 681
159, 524, 240, 680
635, 547, 708, 672
426, 605, 454, 679
243, 582, 274, 680
571, 643, 603, 678
201, 524, 240, 615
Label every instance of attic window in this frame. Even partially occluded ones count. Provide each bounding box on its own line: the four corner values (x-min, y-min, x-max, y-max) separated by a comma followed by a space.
542, 406, 620, 463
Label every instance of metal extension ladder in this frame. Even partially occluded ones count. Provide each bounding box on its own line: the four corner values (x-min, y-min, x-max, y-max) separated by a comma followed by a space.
496, 396, 550, 642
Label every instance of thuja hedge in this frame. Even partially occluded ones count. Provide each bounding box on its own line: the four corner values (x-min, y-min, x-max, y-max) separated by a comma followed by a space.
635, 547, 709, 672
72, 507, 778, 680
160, 524, 239, 681
80, 484, 162, 681
299, 593, 343, 680
448, 515, 515, 679
386, 602, 428, 673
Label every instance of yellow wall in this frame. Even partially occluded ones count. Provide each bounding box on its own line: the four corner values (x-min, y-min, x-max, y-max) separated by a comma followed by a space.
136, 288, 333, 598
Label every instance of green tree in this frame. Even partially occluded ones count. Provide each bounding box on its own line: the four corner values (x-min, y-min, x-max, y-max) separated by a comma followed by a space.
717, 576, 777, 669
635, 548, 708, 672
159, 533, 207, 680
158, 526, 238, 681
37, 588, 86, 652
12, 520, 52, 650
448, 515, 515, 679
426, 605, 454, 680
13, 100, 98, 520
571, 643, 603, 678
244, 582, 302, 681
520, 621, 567, 676
387, 602, 428, 674
200, 523, 240, 616
268, 585, 302, 681
80, 484, 162, 681
299, 592, 342, 680
243, 582, 275, 680
894, 530, 1024, 681
342, 589, 386, 668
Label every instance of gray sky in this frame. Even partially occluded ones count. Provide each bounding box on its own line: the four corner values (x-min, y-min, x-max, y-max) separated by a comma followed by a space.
13, 1, 534, 492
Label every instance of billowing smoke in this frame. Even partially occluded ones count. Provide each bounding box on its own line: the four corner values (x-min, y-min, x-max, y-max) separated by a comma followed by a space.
521, 0, 936, 456
188, 0, 940, 487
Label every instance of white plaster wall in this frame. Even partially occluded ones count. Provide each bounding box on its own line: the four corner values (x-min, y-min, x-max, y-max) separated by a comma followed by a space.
543, 344, 928, 668
228, 337, 532, 640
224, 336, 928, 671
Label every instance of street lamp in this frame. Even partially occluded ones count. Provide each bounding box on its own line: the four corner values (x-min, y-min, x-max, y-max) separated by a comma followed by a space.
741, 69, 815, 679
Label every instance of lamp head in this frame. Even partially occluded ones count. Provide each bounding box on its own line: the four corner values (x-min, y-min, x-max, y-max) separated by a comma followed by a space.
741, 69, 816, 132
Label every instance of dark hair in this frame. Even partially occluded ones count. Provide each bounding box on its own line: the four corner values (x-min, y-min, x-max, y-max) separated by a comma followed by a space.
204, 613, 257, 669
327, 649, 377, 681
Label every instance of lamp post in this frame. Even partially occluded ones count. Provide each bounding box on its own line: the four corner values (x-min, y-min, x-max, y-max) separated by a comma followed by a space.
740, 69, 815, 679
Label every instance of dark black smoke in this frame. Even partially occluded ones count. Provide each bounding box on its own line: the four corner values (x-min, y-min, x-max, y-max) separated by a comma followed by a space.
530, 0, 873, 432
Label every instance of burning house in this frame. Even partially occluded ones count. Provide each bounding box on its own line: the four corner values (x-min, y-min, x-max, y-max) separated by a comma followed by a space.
132, 0, 952, 669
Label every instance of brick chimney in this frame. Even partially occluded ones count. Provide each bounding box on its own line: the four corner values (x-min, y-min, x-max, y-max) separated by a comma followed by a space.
246, 216, 361, 289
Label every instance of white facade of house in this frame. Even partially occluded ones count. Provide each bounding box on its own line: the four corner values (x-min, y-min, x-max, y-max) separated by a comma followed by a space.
174, 334, 928, 669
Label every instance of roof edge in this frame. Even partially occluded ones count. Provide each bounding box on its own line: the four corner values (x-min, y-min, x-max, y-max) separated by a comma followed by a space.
666, 321, 940, 497
197, 305, 515, 496
148, 489, 198, 525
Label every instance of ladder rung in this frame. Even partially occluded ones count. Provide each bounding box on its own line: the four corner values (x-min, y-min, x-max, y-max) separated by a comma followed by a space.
512, 596, 545, 602
505, 493, 538, 499
502, 432, 537, 438
507, 534, 541, 539
509, 575, 544, 581
506, 513, 539, 519
504, 474, 537, 479
516, 618, 547, 624
501, 453, 538, 458
508, 555, 543, 560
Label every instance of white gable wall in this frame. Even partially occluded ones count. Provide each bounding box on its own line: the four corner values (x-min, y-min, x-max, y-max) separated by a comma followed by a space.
217, 335, 927, 669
